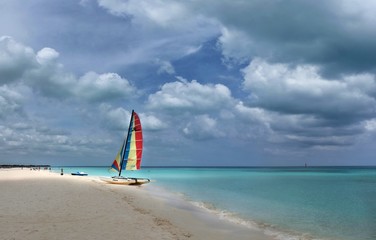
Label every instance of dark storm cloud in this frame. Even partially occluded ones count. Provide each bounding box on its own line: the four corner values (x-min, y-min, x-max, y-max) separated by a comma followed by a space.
240, 58, 376, 149
242, 59, 376, 123
199, 0, 376, 76
0, 36, 37, 84
266, 113, 365, 148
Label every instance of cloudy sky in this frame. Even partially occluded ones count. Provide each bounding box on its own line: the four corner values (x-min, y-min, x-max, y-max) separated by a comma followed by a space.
1, 0, 376, 166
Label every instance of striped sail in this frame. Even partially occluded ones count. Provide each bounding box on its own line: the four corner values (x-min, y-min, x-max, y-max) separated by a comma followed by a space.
110, 140, 125, 172
110, 110, 143, 173
123, 111, 143, 170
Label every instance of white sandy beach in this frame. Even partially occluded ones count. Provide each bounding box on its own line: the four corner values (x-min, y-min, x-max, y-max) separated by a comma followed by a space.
0, 168, 274, 240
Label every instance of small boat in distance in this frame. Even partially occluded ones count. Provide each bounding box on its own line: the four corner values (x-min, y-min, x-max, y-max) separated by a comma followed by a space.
100, 110, 150, 185
71, 171, 88, 176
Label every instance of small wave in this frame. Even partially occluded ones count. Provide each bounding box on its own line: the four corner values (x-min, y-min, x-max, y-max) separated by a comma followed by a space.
188, 199, 329, 240
145, 185, 333, 240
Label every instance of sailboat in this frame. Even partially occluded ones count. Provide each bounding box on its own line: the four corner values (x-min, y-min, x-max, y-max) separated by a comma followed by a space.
100, 110, 150, 185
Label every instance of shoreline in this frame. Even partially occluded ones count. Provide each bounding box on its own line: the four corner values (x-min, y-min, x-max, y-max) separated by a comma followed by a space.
0, 169, 274, 240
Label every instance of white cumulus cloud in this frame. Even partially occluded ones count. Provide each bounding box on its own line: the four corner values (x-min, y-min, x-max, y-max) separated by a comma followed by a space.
75, 72, 136, 102
36, 48, 60, 65
183, 114, 224, 140
147, 78, 233, 112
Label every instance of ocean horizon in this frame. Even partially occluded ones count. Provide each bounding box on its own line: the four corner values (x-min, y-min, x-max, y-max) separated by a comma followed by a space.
54, 166, 376, 240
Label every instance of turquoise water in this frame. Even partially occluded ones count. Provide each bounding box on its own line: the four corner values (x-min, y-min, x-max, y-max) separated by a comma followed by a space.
57, 166, 376, 240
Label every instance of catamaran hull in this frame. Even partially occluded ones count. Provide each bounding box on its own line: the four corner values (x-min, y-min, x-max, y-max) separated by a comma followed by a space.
100, 177, 150, 185
71, 172, 88, 176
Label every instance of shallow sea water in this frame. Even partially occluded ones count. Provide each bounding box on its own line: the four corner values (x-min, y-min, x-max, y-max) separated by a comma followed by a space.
57, 166, 376, 240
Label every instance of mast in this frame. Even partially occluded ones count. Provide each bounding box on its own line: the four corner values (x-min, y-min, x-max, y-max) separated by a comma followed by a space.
118, 109, 134, 177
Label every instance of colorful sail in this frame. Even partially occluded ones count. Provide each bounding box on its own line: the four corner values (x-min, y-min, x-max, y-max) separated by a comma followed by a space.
123, 111, 143, 170
110, 140, 125, 172
109, 110, 143, 174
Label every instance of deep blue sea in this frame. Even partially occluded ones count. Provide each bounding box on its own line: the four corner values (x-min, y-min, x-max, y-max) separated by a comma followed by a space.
56, 166, 376, 240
